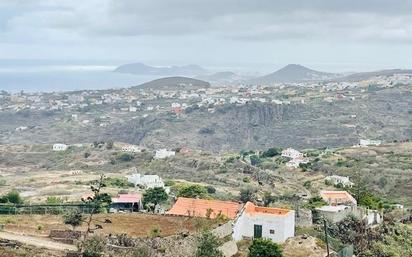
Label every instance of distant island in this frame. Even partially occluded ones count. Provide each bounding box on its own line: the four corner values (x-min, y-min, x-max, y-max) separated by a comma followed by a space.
114, 62, 207, 76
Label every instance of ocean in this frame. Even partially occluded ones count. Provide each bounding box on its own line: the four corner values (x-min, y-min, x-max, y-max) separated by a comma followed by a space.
0, 62, 159, 93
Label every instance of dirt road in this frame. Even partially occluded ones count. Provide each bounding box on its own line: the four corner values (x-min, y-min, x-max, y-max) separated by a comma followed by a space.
0, 231, 76, 251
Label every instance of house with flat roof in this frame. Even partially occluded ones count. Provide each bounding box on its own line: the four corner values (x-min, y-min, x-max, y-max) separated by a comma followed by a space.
110, 194, 142, 213
320, 190, 357, 206
166, 197, 241, 219
233, 202, 295, 243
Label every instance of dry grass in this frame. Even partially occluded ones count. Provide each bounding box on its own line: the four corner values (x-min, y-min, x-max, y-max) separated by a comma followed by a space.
0, 213, 217, 238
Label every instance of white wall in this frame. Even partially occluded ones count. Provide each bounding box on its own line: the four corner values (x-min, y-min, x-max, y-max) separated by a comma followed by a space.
233, 211, 295, 243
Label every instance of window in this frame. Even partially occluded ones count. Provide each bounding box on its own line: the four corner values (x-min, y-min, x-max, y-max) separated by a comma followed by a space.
269, 229, 275, 234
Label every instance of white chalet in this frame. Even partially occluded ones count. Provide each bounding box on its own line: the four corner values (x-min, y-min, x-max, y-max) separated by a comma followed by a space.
127, 174, 165, 189
233, 202, 295, 243
154, 149, 175, 159
325, 175, 354, 187
53, 144, 68, 151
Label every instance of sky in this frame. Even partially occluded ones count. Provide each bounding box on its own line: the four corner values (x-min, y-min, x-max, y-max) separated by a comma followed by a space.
0, 0, 411, 73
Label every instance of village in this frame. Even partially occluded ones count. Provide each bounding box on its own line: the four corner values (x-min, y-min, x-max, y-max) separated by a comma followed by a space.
0, 137, 410, 257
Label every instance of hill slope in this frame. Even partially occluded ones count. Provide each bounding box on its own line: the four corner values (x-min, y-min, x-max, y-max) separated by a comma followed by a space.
250, 64, 338, 84
136, 76, 210, 90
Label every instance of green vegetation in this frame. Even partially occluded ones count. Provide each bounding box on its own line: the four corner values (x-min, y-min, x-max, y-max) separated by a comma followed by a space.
194, 231, 224, 257
248, 238, 283, 257
82, 234, 106, 257
116, 152, 134, 162
143, 187, 168, 211
103, 177, 134, 188
260, 147, 282, 158
177, 184, 209, 199
63, 211, 84, 230
0, 190, 23, 204
239, 187, 256, 203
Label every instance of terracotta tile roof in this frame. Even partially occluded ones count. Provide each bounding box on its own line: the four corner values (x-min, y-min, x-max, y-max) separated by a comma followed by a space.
320, 191, 357, 205
112, 194, 142, 203
243, 202, 291, 216
166, 197, 241, 219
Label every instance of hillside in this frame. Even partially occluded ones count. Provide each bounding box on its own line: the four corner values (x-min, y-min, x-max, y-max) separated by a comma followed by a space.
250, 64, 338, 84
195, 71, 249, 85
333, 69, 412, 82
136, 76, 210, 90
114, 62, 207, 76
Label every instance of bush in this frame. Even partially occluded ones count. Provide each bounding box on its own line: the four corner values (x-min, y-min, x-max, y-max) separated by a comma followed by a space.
64, 211, 84, 230
116, 152, 134, 162
248, 238, 283, 257
177, 184, 208, 199
239, 187, 256, 203
260, 147, 282, 158
206, 186, 216, 194
82, 235, 106, 257
0, 190, 23, 204
194, 231, 224, 257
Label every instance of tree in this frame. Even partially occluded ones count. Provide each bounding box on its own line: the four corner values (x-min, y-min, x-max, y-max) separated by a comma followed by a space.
249, 154, 261, 166
143, 187, 168, 211
248, 238, 283, 257
0, 190, 23, 204
64, 211, 84, 231
239, 187, 256, 203
194, 231, 224, 257
79, 174, 112, 253
260, 147, 282, 158
177, 184, 208, 199
116, 152, 134, 162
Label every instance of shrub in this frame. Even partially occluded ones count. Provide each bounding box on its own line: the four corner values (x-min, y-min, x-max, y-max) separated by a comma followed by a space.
64, 211, 84, 230
239, 187, 256, 203
206, 186, 216, 194
0, 190, 23, 204
116, 152, 134, 162
248, 238, 283, 257
260, 147, 282, 158
177, 184, 208, 199
82, 235, 106, 257
194, 231, 224, 257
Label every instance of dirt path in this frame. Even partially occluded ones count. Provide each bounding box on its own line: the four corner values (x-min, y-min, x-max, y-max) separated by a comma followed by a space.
0, 231, 76, 251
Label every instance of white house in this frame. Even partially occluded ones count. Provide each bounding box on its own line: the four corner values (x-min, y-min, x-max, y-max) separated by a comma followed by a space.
286, 157, 309, 168
359, 139, 382, 147
53, 144, 68, 151
325, 175, 354, 187
233, 202, 295, 243
281, 148, 303, 159
154, 149, 175, 159
127, 174, 165, 189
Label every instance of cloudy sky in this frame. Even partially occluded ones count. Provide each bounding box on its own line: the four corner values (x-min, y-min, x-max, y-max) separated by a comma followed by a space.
0, 0, 411, 72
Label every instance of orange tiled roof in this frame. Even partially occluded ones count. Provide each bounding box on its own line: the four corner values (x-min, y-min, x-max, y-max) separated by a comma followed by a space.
320, 191, 357, 205
243, 202, 291, 216
166, 197, 241, 219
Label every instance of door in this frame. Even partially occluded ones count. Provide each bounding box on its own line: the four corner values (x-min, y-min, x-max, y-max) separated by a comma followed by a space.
253, 224, 262, 238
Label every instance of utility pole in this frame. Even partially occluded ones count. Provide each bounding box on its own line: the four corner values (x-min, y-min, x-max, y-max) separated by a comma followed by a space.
323, 218, 330, 257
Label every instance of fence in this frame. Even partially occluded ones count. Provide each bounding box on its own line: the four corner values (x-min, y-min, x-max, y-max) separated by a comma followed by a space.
0, 203, 98, 215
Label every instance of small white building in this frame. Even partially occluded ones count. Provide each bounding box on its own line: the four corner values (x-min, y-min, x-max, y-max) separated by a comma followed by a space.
154, 149, 175, 159
286, 157, 309, 168
325, 175, 354, 187
233, 202, 295, 243
359, 139, 382, 147
53, 144, 68, 151
281, 148, 303, 159
127, 174, 165, 189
